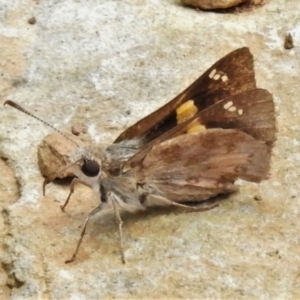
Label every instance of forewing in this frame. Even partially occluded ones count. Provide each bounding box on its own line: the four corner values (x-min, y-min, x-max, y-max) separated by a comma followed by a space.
189, 88, 276, 147
115, 47, 255, 145
134, 129, 270, 203
123, 88, 276, 170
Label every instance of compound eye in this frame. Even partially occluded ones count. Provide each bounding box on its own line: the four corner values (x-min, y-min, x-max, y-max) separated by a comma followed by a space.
81, 159, 100, 177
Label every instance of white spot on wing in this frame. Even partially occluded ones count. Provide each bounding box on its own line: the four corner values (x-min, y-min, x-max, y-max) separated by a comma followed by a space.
209, 69, 217, 78
221, 75, 228, 82
213, 74, 221, 80
238, 109, 243, 115
210, 69, 228, 82
228, 106, 237, 112
223, 101, 233, 110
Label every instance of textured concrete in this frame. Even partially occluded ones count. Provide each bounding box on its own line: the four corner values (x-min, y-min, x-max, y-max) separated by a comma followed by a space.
1, 0, 300, 299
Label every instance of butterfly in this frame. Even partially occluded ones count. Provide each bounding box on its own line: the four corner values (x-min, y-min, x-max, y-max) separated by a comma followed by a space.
5, 47, 276, 263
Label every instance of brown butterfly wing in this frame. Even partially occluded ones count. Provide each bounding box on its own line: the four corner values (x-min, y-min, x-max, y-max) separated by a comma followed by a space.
134, 129, 270, 203
123, 88, 275, 171
114, 47, 255, 145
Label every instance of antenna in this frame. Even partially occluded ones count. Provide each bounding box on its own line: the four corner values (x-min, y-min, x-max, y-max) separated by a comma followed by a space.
4, 99, 101, 196
4, 100, 80, 148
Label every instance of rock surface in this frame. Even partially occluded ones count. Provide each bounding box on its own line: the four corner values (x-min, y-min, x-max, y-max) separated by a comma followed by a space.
1, 0, 300, 299
181, 0, 266, 9
181, 0, 245, 9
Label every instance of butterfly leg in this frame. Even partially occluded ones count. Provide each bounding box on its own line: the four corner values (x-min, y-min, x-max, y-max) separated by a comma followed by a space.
42, 177, 52, 196
111, 199, 126, 264
42, 159, 83, 196
65, 203, 104, 263
60, 178, 81, 211
43, 176, 78, 211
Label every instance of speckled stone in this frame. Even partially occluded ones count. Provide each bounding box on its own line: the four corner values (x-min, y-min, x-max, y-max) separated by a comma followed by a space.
1, 0, 300, 299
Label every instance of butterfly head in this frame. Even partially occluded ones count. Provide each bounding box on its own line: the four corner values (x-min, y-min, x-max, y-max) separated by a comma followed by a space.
81, 157, 101, 178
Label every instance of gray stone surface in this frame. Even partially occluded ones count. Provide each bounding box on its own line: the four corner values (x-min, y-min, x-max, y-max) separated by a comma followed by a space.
1, 0, 300, 299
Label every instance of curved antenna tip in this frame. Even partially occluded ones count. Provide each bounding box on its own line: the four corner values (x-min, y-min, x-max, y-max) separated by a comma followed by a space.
4, 100, 14, 106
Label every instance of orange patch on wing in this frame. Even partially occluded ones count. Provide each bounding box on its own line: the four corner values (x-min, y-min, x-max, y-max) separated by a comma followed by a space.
187, 123, 206, 134
176, 100, 198, 123
176, 100, 206, 134
185, 118, 206, 134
